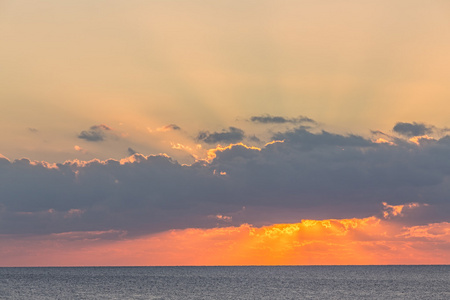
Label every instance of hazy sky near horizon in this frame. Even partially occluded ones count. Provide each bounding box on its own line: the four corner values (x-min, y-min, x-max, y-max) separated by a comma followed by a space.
1, 0, 450, 265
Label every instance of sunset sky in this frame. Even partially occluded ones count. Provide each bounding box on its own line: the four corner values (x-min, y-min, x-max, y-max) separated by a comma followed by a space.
1, 0, 450, 266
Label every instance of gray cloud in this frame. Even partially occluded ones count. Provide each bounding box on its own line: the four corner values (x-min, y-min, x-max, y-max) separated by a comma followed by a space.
247, 135, 261, 143
272, 127, 372, 149
1, 123, 450, 238
90, 124, 112, 131
393, 122, 433, 137
78, 124, 112, 142
197, 127, 245, 144
156, 124, 181, 132
78, 131, 104, 141
27, 127, 39, 133
163, 124, 181, 131
127, 147, 137, 155
250, 114, 316, 125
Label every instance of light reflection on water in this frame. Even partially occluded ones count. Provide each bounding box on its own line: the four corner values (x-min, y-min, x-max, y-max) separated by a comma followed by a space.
0, 266, 449, 300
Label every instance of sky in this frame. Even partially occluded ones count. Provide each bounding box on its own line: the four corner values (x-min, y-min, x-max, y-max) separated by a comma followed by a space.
1, 0, 450, 266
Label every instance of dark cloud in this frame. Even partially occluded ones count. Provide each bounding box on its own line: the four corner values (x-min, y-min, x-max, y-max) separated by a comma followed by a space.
78, 124, 112, 142
197, 127, 245, 144
78, 131, 104, 141
250, 114, 316, 125
272, 127, 372, 149
393, 122, 433, 137
90, 124, 112, 131
1, 124, 450, 238
127, 147, 137, 155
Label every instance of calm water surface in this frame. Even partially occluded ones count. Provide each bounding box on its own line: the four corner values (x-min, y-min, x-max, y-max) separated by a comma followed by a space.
0, 266, 449, 299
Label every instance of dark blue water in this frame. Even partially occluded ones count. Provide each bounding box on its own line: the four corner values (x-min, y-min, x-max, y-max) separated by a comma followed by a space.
0, 266, 448, 299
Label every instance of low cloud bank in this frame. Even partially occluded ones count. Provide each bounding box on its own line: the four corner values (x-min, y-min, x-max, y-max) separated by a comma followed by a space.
1, 123, 450, 237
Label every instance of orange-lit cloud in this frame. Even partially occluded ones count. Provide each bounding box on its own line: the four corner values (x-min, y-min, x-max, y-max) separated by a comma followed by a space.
373, 138, 395, 145
74, 145, 87, 154
206, 142, 261, 161
1, 217, 449, 267
208, 214, 232, 222
382, 202, 427, 219
408, 135, 436, 145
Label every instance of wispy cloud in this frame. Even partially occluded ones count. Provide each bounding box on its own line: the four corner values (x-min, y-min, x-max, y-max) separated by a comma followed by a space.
197, 127, 245, 144
127, 147, 137, 155
27, 127, 39, 133
250, 114, 316, 125
156, 124, 181, 132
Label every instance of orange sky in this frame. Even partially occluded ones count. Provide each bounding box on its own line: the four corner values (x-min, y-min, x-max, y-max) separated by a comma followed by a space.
1, 140, 450, 266
2, 215, 448, 267
1, 0, 450, 267
1, 0, 450, 163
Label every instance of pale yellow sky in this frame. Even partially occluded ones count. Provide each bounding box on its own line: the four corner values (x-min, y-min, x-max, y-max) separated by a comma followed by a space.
1, 0, 450, 162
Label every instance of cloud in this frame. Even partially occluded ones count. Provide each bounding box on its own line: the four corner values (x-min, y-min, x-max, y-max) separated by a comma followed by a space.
272, 127, 372, 149
382, 202, 427, 219
197, 127, 245, 144
250, 114, 316, 125
91, 124, 112, 131
393, 122, 433, 137
247, 135, 261, 143
74, 145, 87, 154
27, 127, 39, 133
78, 124, 112, 142
1, 122, 450, 239
78, 131, 104, 142
127, 147, 137, 155
156, 124, 181, 132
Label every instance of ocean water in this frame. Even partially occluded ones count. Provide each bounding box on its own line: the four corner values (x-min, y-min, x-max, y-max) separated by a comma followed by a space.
0, 266, 448, 299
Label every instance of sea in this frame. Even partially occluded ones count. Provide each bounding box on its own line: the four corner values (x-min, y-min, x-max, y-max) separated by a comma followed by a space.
0, 266, 448, 299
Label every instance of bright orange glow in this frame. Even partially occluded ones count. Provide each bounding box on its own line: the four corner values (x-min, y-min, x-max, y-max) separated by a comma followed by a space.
1, 218, 449, 267
264, 140, 284, 147
206, 143, 261, 162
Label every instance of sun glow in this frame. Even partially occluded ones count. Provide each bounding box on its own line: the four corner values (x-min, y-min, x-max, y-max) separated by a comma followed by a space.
2, 217, 449, 267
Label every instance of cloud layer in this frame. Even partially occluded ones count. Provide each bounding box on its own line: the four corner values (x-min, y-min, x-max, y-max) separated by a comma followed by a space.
1, 122, 450, 239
